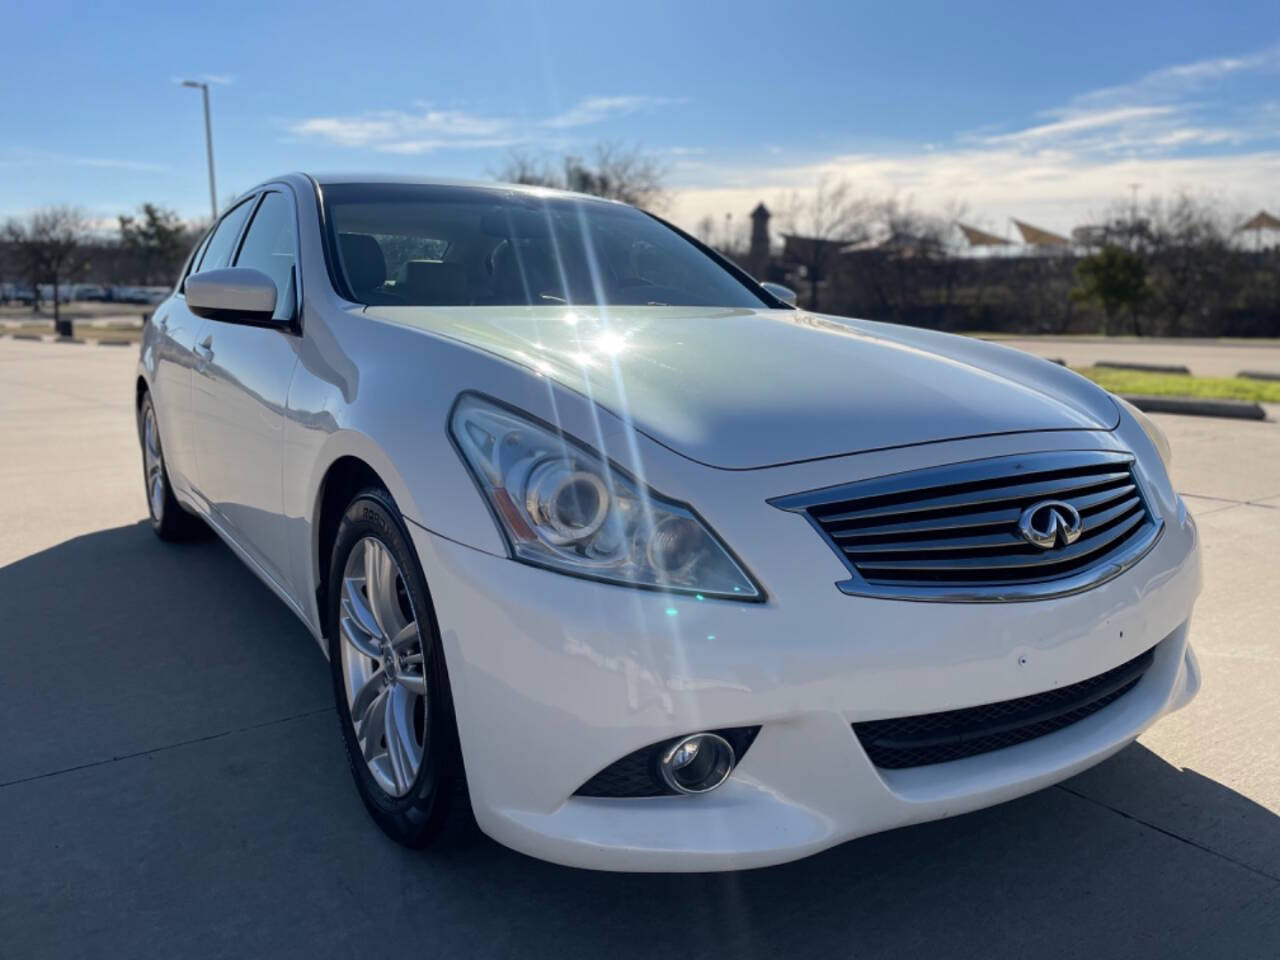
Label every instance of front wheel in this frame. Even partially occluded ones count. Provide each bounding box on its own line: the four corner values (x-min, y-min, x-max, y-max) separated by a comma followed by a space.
326, 487, 472, 848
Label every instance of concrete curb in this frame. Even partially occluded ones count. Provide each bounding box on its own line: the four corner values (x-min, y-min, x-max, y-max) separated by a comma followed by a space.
1098, 360, 1192, 375
1239, 370, 1280, 382
1122, 393, 1267, 421
3, 333, 139, 347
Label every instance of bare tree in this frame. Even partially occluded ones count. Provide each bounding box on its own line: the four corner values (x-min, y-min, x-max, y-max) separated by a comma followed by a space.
1146, 193, 1231, 335
494, 150, 559, 189
494, 142, 669, 211
778, 176, 869, 309
843, 198, 964, 323
3, 207, 90, 336
694, 214, 716, 246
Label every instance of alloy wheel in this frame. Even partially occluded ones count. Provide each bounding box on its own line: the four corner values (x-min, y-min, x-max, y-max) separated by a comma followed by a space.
339, 536, 428, 797
142, 403, 165, 522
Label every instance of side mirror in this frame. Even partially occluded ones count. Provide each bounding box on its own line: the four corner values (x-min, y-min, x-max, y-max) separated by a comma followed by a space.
185, 268, 280, 323
760, 281, 798, 307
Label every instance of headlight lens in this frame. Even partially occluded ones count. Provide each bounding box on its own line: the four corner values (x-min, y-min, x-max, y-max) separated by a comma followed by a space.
449, 394, 761, 600
1115, 396, 1173, 473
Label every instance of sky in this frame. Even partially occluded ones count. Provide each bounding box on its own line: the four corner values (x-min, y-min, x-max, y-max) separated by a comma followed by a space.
1, 0, 1278, 237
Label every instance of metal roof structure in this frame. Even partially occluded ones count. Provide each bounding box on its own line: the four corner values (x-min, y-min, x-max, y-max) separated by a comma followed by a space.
958, 223, 1011, 247
1012, 219, 1071, 247
1239, 210, 1280, 232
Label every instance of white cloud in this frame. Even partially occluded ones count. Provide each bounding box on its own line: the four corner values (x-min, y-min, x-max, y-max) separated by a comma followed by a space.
666, 147, 1280, 236
290, 95, 679, 153
290, 108, 511, 149
665, 44, 1280, 235
543, 95, 674, 129
376, 137, 525, 155
982, 106, 1179, 146
0, 149, 173, 174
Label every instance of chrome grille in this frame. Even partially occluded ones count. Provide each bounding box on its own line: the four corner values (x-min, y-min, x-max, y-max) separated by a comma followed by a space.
771, 451, 1164, 601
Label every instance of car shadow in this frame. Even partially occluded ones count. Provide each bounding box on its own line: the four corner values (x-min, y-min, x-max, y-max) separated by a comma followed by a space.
2, 522, 1278, 959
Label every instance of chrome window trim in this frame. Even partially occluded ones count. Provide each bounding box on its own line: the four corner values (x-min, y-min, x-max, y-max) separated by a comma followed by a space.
770, 449, 1165, 603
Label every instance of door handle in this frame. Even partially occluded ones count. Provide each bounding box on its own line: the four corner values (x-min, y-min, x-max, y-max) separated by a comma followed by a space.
195, 336, 214, 370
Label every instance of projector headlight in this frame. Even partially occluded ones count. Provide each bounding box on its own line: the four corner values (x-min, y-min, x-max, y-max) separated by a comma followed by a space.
1115, 395, 1173, 474
449, 393, 761, 600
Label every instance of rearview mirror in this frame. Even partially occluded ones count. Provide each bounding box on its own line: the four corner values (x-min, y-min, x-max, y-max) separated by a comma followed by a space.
185, 268, 280, 323
480, 209, 552, 238
760, 281, 798, 307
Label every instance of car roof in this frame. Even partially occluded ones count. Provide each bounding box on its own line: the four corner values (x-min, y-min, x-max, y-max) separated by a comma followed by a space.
298, 172, 620, 206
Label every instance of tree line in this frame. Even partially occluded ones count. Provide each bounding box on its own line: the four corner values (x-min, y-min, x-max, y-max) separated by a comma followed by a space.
723, 178, 1279, 337
5, 149, 1277, 338
1, 204, 206, 332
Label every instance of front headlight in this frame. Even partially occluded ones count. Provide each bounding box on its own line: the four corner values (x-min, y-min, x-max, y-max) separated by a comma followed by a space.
449, 393, 761, 600
1115, 395, 1173, 473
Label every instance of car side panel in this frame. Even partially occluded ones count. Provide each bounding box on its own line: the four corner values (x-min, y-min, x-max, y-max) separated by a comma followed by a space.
142, 295, 205, 496
190, 320, 301, 596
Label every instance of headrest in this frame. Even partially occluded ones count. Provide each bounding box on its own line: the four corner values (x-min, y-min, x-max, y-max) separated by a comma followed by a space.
338, 233, 386, 294
402, 259, 469, 306
489, 240, 559, 303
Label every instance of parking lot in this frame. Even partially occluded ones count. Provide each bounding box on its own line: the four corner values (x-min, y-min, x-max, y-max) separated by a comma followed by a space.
992, 335, 1280, 379
2, 335, 1279, 959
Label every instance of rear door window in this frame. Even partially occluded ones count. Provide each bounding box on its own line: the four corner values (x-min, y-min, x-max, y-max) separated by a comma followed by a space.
193, 198, 255, 275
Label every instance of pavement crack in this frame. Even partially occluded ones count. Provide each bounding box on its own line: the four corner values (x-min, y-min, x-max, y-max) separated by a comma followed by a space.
1180, 491, 1278, 509
0, 705, 332, 789
1057, 783, 1280, 886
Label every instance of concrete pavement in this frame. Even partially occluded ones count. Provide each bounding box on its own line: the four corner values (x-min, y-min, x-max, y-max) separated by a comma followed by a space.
992, 336, 1280, 379
2, 337, 1279, 959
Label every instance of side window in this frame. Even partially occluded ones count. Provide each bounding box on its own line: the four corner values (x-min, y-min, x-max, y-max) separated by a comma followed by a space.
233, 192, 297, 322
179, 229, 213, 287
192, 198, 255, 276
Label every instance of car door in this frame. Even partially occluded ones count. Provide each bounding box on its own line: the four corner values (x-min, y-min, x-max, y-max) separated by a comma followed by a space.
150, 198, 256, 494
189, 189, 302, 596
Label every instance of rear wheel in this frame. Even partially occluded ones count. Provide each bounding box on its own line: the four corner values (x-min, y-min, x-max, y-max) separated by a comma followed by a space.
137, 392, 203, 541
327, 487, 472, 848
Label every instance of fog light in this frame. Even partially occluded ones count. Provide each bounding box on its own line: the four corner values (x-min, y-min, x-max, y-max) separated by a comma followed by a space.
659, 732, 736, 795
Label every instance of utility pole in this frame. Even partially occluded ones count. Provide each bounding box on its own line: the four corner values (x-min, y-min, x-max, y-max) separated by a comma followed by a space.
182, 81, 218, 220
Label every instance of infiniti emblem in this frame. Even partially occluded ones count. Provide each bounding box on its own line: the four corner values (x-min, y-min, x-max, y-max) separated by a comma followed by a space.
1018, 500, 1083, 550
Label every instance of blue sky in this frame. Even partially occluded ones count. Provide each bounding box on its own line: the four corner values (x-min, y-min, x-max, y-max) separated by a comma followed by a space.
1, 0, 1278, 234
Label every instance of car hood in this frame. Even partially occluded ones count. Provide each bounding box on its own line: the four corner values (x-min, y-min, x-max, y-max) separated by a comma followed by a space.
366, 305, 1119, 470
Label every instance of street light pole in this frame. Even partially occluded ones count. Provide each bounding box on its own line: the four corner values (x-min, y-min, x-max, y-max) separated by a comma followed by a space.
182, 81, 218, 220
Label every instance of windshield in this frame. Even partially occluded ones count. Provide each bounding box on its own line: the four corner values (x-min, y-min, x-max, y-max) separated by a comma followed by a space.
320, 183, 771, 309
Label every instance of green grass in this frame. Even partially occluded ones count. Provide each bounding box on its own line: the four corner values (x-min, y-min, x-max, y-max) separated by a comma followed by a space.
1075, 366, 1280, 404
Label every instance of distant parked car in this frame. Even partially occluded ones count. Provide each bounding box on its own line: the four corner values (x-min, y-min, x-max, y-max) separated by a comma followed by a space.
110, 286, 147, 304
37, 284, 73, 304
74, 284, 107, 301
137, 173, 1201, 871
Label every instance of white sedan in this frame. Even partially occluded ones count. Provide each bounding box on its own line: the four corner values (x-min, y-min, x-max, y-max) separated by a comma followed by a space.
136, 174, 1201, 871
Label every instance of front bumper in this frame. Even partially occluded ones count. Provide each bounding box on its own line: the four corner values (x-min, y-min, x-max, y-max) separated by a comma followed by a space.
409, 492, 1200, 872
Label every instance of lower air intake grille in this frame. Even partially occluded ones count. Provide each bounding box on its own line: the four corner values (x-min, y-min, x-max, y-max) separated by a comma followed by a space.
771, 450, 1164, 601
852, 647, 1154, 769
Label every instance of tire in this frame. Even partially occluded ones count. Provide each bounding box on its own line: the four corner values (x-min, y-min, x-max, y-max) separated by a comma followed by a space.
326, 487, 473, 849
137, 391, 204, 541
